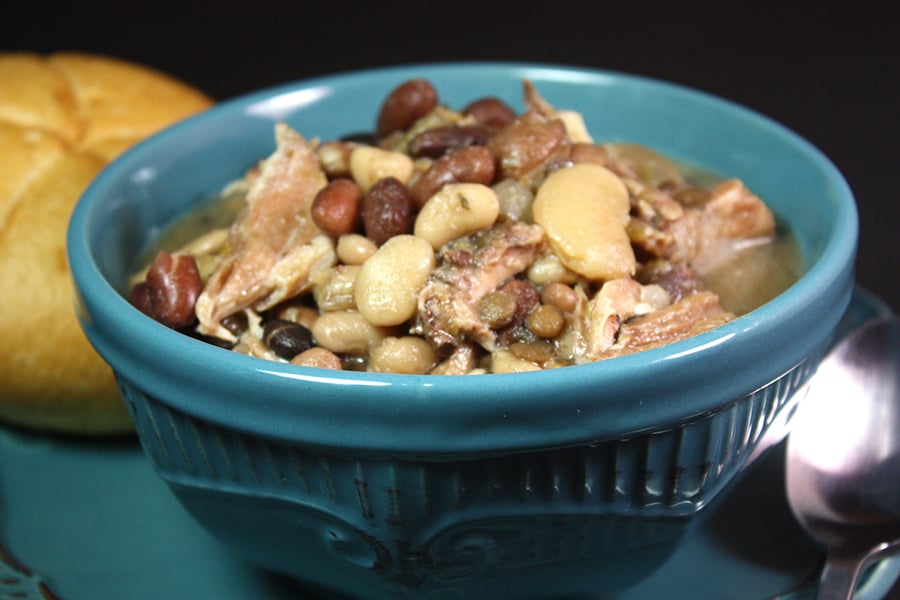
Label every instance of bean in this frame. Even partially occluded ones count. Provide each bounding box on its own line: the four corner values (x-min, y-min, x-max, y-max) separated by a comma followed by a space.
136, 250, 203, 329
414, 183, 500, 250
478, 290, 517, 329
488, 111, 568, 179
221, 312, 249, 337
312, 310, 387, 355
526, 304, 565, 339
492, 177, 533, 222
540, 282, 579, 313
408, 145, 497, 208
354, 235, 436, 326
316, 140, 355, 178
532, 163, 635, 281
362, 177, 414, 245
263, 319, 315, 360
376, 79, 438, 137
311, 178, 362, 237
407, 124, 490, 158
349, 145, 414, 193
336, 233, 378, 265
311, 265, 360, 312
491, 349, 541, 373
526, 253, 578, 286
569, 142, 609, 167
271, 300, 319, 330
291, 347, 343, 370
463, 97, 517, 129
128, 282, 153, 317
509, 340, 556, 363
368, 336, 437, 374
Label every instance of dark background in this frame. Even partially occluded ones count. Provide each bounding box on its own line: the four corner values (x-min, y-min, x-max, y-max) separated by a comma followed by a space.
3, 2, 897, 311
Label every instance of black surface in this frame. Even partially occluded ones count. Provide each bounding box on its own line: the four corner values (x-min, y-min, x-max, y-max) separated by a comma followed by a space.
3, 2, 897, 314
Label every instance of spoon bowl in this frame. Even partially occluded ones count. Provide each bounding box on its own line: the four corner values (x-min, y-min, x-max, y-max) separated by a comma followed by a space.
786, 316, 900, 599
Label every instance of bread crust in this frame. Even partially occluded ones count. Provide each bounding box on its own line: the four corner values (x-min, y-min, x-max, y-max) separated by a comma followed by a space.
0, 52, 213, 435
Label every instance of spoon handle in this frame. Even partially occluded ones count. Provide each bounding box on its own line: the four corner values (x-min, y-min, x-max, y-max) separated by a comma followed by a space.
816, 553, 864, 600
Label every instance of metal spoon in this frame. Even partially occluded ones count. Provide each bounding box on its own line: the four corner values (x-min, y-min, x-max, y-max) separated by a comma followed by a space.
786, 316, 900, 599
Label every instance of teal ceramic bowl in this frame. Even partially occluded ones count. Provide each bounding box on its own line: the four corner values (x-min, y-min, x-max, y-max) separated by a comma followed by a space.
67, 62, 857, 599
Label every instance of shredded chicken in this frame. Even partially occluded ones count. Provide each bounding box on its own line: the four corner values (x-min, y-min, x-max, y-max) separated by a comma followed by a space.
195, 123, 335, 340
590, 291, 735, 360
416, 220, 545, 354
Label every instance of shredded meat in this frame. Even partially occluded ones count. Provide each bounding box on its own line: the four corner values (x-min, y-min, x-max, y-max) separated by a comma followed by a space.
195, 123, 335, 340
589, 291, 735, 360
662, 179, 775, 272
416, 220, 545, 354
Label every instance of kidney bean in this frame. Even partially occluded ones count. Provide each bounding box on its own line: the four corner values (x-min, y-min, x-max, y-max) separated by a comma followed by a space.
407, 124, 490, 158
376, 79, 438, 137
312, 178, 362, 237
408, 145, 497, 208
363, 176, 414, 244
263, 319, 315, 360
133, 250, 203, 329
128, 281, 154, 317
463, 97, 517, 129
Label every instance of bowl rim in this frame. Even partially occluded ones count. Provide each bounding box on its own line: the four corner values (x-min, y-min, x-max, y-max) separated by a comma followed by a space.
68, 61, 858, 454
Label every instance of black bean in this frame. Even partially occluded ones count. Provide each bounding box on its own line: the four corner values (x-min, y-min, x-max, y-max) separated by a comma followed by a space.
221, 312, 249, 337
263, 319, 315, 360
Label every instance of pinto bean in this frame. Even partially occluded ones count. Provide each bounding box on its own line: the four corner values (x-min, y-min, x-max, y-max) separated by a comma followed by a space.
290, 346, 343, 370
311, 178, 362, 237
568, 142, 610, 167
488, 112, 568, 180
408, 145, 497, 208
376, 79, 438, 137
363, 176, 414, 245
463, 96, 517, 129
540, 282, 579, 313
407, 124, 491, 158
133, 250, 203, 329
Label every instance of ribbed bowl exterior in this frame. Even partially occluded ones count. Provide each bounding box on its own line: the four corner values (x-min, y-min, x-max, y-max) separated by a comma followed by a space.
118, 351, 818, 599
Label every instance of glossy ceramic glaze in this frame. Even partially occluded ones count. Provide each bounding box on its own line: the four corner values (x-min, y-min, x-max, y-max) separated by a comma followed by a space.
67, 62, 859, 598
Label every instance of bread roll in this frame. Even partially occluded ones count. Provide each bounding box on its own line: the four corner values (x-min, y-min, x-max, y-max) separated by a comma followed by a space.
0, 52, 213, 435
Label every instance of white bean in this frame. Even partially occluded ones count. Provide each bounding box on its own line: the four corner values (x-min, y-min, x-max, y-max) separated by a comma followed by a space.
368, 336, 437, 374
349, 146, 414, 192
311, 310, 388, 355
354, 235, 436, 326
414, 183, 500, 250
336, 233, 377, 265
532, 163, 635, 281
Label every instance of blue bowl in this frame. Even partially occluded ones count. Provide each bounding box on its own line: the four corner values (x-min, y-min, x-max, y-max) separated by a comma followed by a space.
67, 62, 857, 599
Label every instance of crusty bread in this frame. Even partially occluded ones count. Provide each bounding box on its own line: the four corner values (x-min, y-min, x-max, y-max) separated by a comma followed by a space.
0, 52, 213, 435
